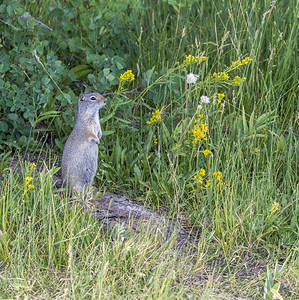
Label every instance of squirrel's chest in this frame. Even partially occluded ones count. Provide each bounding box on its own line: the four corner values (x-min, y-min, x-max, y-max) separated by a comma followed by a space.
81, 139, 98, 166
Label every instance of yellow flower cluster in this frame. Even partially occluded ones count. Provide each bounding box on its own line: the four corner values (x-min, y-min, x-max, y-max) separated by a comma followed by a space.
193, 169, 226, 189
120, 70, 135, 82
147, 109, 162, 125
196, 107, 204, 118
213, 171, 225, 189
193, 168, 211, 187
199, 168, 206, 176
210, 57, 252, 86
189, 108, 208, 143
213, 72, 229, 81
217, 93, 225, 99
190, 120, 208, 144
193, 168, 205, 184
202, 149, 212, 157
153, 134, 158, 145
231, 57, 252, 68
213, 171, 222, 181
231, 75, 246, 86
24, 176, 34, 192
25, 176, 33, 184
212, 74, 246, 86
183, 54, 206, 65
23, 162, 36, 195
213, 93, 225, 109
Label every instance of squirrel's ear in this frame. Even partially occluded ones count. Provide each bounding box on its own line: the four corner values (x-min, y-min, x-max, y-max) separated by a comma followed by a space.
79, 94, 84, 102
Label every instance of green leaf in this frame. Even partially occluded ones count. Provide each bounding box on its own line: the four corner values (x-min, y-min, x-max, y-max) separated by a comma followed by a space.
102, 130, 114, 136
7, 113, 18, 121
116, 61, 123, 70
0, 121, 8, 132
277, 136, 286, 152
88, 74, 96, 84
55, 139, 64, 151
100, 112, 115, 124
145, 66, 156, 86
42, 76, 50, 85
103, 68, 110, 76
134, 164, 142, 180
249, 110, 255, 134
107, 73, 115, 82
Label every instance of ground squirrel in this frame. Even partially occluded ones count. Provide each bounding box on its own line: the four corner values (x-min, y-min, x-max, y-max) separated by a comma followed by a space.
61, 92, 107, 195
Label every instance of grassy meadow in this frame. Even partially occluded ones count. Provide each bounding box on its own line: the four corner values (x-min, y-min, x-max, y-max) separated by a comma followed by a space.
0, 0, 298, 298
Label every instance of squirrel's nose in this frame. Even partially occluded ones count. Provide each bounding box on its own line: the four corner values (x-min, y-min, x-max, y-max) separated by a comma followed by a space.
104, 98, 107, 104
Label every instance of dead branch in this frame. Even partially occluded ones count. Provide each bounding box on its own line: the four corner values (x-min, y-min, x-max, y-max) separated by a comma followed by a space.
0, 13, 53, 31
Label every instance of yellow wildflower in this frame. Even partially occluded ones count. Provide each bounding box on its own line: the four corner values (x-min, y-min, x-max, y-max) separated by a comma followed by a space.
183, 54, 206, 65
232, 60, 242, 67
153, 134, 158, 145
147, 109, 162, 125
28, 184, 34, 189
196, 108, 203, 118
193, 172, 203, 185
199, 168, 206, 176
217, 93, 225, 99
25, 177, 33, 184
228, 57, 252, 70
213, 72, 229, 81
202, 149, 212, 157
193, 173, 201, 180
212, 171, 226, 189
190, 121, 208, 143
242, 57, 252, 64
120, 70, 135, 82
231, 76, 244, 86
206, 179, 211, 187
213, 171, 222, 181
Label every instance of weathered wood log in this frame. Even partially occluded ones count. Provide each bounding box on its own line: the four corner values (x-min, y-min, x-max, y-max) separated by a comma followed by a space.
88, 192, 198, 253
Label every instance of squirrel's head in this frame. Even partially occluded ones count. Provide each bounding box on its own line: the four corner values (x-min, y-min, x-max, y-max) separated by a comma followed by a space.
78, 93, 107, 110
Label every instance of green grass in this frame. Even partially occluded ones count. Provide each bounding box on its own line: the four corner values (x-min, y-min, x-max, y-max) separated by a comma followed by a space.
1, 0, 298, 298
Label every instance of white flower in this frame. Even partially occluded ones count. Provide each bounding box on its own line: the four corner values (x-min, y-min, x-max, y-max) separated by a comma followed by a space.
186, 73, 199, 84
197, 104, 202, 110
200, 95, 210, 104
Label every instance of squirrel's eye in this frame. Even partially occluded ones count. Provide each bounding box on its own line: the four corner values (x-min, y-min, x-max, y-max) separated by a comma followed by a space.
90, 96, 96, 101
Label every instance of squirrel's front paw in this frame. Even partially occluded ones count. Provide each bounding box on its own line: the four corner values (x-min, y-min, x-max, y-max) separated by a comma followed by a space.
89, 137, 100, 144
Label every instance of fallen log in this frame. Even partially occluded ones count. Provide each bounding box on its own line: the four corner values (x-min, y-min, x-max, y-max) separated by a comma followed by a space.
88, 192, 198, 253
